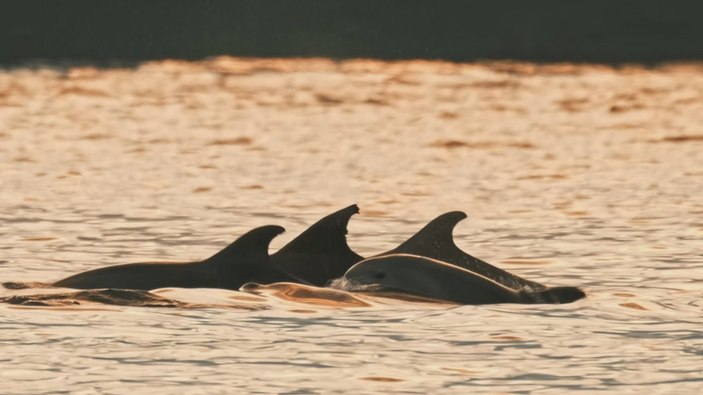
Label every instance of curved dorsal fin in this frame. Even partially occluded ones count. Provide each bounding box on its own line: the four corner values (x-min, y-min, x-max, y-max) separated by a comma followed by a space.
205, 225, 285, 263
205, 224, 297, 289
385, 211, 468, 258
272, 205, 364, 286
205, 225, 285, 269
384, 211, 547, 291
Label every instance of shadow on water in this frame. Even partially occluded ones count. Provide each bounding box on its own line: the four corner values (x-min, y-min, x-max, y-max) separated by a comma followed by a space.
0, 282, 461, 310
0, 288, 265, 310
241, 282, 372, 308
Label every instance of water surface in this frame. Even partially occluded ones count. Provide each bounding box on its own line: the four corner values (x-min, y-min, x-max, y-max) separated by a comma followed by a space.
1, 58, 702, 393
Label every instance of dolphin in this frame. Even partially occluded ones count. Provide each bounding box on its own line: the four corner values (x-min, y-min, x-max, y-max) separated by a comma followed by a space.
383, 211, 547, 291
53, 225, 294, 290
340, 254, 585, 305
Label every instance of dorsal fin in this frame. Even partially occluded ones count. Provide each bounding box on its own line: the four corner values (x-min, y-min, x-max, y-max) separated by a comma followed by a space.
205, 224, 296, 289
272, 205, 364, 286
384, 211, 547, 291
385, 211, 468, 258
205, 225, 285, 269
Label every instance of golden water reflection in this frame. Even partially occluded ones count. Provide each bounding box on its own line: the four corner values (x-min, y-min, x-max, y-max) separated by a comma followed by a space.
1, 58, 702, 393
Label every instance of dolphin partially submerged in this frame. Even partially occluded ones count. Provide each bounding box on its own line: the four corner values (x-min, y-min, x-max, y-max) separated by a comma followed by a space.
338, 254, 585, 305
381, 211, 547, 291
54, 225, 294, 290
48, 205, 583, 305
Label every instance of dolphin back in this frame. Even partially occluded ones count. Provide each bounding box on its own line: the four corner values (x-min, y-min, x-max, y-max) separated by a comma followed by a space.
204, 225, 293, 289
53, 262, 209, 290
342, 254, 585, 305
342, 254, 523, 305
54, 225, 291, 291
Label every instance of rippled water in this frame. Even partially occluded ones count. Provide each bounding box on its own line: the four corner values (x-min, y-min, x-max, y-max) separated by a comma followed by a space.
1, 58, 702, 393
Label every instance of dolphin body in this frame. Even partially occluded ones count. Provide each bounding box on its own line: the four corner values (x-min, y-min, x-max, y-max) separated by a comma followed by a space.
379, 211, 547, 291
53, 225, 294, 290
340, 254, 585, 305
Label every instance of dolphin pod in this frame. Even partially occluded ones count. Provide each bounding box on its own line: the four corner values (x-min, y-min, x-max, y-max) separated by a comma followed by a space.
51, 205, 585, 305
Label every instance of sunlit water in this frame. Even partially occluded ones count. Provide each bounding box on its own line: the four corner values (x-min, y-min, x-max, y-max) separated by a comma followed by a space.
1, 58, 702, 393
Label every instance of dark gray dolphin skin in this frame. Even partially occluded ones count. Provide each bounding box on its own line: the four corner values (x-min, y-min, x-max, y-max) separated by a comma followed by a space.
271, 204, 364, 286
342, 254, 585, 305
53, 225, 295, 290
383, 211, 547, 291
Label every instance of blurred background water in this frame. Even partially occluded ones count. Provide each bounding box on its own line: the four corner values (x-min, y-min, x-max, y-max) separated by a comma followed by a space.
1, 59, 702, 393
3, 1, 703, 64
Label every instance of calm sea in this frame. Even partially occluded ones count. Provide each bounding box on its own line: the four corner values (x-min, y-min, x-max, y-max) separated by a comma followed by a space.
1, 59, 701, 394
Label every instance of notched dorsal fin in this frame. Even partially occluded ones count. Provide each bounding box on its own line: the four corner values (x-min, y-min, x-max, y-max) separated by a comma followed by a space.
205, 225, 285, 268
385, 211, 546, 291
272, 204, 364, 286
385, 211, 468, 258
274, 204, 361, 257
